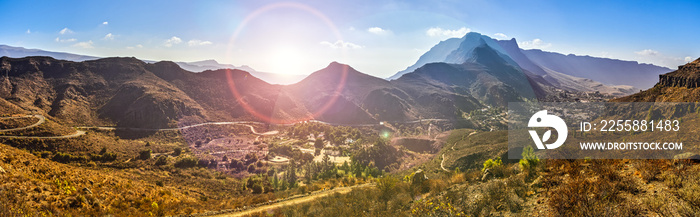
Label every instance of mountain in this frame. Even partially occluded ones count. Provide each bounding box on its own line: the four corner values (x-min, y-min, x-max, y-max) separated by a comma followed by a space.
0, 44, 99, 62
495, 38, 639, 96
0, 56, 207, 128
615, 57, 700, 102
174, 59, 307, 85
0, 44, 307, 85
389, 32, 515, 80
388, 33, 671, 96
520, 48, 671, 89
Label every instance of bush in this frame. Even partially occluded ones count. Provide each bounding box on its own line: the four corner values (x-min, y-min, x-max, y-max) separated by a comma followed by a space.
155, 155, 168, 166
519, 146, 540, 177
139, 149, 152, 160
173, 147, 182, 156
482, 157, 502, 172
174, 156, 199, 168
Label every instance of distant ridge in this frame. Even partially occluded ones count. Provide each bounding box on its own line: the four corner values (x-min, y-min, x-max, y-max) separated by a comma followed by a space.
0, 44, 306, 85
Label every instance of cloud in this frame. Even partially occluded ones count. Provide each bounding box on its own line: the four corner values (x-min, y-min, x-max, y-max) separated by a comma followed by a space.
26, 29, 30, 34
518, 38, 552, 49
55, 37, 77, 43
635, 49, 659, 56
188, 39, 213, 46
102, 21, 108, 25
493, 33, 509, 40
59, 28, 73, 35
320, 40, 362, 49
367, 27, 389, 35
164, 36, 182, 47
426, 27, 470, 38
103, 33, 114, 40
73, 40, 94, 49
126, 44, 143, 49
633, 49, 693, 68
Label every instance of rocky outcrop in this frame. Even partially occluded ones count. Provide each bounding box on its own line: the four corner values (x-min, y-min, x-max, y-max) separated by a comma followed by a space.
658, 58, 700, 88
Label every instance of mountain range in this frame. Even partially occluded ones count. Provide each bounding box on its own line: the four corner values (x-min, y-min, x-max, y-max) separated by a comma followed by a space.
0, 32, 678, 127
390, 32, 671, 95
0, 44, 306, 85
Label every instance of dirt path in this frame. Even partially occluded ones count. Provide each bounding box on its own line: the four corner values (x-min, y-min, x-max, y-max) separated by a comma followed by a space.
77, 122, 279, 136
0, 114, 86, 139
0, 114, 45, 132
0, 129, 85, 139
204, 183, 374, 217
441, 154, 450, 172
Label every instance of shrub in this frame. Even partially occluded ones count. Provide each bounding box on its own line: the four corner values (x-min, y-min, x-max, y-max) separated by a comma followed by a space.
155, 155, 168, 166
139, 149, 152, 160
519, 146, 540, 177
482, 157, 502, 172
173, 147, 182, 156
174, 156, 199, 168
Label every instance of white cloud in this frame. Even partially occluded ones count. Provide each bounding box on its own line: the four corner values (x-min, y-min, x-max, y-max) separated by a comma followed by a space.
102, 21, 108, 25
518, 38, 552, 49
635, 49, 659, 56
426, 27, 470, 38
126, 44, 143, 49
164, 36, 182, 47
367, 27, 389, 35
320, 40, 362, 49
686, 56, 694, 63
26, 29, 30, 34
59, 28, 73, 35
55, 37, 77, 43
73, 40, 94, 49
188, 39, 212, 46
103, 33, 114, 40
493, 33, 509, 40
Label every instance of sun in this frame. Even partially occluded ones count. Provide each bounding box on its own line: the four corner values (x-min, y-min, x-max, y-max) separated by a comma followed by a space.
267, 46, 305, 75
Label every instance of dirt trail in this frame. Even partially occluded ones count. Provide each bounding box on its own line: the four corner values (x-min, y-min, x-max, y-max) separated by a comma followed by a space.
0, 114, 45, 132
204, 183, 374, 217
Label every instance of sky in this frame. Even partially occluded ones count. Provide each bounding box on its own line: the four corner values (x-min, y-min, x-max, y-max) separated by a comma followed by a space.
1, 0, 699, 78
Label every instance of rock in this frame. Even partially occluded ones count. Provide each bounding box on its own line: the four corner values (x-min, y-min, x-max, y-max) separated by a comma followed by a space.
481, 169, 492, 181
530, 175, 543, 188
673, 152, 700, 164
411, 169, 428, 186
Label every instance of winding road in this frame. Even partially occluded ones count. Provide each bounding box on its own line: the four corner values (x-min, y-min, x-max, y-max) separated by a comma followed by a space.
0, 114, 450, 140
0, 114, 45, 132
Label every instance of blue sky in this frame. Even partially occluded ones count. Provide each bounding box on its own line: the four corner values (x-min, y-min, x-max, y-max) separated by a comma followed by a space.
1, 0, 698, 77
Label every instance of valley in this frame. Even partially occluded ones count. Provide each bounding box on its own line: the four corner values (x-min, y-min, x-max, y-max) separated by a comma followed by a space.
0, 23, 693, 216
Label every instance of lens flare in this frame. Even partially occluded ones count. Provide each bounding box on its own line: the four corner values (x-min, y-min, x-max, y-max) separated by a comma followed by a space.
225, 2, 348, 124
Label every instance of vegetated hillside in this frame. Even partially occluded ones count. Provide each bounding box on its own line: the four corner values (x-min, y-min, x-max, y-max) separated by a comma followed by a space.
614, 57, 700, 102
0, 56, 206, 128
285, 62, 414, 123
145, 61, 309, 124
